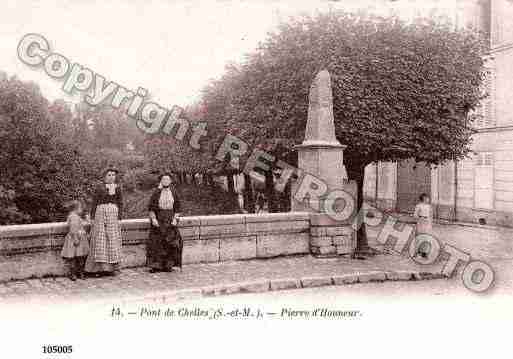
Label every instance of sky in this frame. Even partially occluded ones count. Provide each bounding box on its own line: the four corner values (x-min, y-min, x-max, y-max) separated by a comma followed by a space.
0, 0, 461, 108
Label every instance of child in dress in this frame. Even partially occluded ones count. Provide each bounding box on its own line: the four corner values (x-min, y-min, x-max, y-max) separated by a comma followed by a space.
413, 193, 433, 258
61, 200, 90, 280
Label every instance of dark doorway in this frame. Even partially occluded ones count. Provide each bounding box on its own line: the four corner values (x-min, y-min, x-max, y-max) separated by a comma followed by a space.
396, 159, 431, 214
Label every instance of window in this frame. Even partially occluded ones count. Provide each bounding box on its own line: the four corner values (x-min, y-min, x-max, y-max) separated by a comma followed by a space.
475, 152, 494, 166
474, 152, 494, 210
472, 67, 495, 129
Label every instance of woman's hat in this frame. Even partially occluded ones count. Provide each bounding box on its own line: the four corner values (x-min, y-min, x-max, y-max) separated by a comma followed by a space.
102, 167, 119, 177
158, 172, 174, 183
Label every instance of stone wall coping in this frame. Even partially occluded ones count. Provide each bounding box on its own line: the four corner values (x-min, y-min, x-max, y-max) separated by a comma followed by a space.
177, 217, 201, 226
1, 211, 357, 240
244, 212, 310, 223
198, 214, 245, 226
309, 213, 352, 226
1, 222, 69, 238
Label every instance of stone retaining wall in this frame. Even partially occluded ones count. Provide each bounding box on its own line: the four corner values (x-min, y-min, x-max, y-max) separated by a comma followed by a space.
0, 212, 353, 282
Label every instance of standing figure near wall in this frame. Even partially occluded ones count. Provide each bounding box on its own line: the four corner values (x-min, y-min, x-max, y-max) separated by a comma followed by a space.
147, 173, 182, 273
413, 193, 433, 258
85, 168, 124, 277
61, 200, 90, 281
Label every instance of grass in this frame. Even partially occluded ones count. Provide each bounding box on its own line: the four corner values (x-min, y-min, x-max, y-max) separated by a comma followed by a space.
123, 183, 242, 219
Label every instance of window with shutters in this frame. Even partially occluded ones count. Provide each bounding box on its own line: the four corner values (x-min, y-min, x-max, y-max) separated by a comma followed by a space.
472, 67, 495, 129
474, 152, 494, 210
492, 0, 513, 46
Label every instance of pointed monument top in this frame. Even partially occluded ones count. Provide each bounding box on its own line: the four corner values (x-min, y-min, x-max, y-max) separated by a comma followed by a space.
300, 70, 344, 148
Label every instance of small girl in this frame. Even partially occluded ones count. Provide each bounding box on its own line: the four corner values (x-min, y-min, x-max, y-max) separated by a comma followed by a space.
413, 193, 433, 258
61, 200, 90, 280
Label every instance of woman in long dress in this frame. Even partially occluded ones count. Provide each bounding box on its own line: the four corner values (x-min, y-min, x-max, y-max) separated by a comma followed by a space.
147, 173, 182, 273
85, 168, 123, 276
413, 193, 433, 258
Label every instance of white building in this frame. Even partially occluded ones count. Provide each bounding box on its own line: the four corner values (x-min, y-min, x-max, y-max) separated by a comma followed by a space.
364, 0, 513, 226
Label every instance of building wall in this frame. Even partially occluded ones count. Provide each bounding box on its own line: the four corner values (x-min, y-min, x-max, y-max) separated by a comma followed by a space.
451, 0, 513, 225
365, 1, 513, 226
363, 162, 397, 211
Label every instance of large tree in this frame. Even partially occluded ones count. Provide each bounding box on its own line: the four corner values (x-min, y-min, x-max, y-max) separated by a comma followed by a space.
202, 11, 488, 253
0, 75, 89, 223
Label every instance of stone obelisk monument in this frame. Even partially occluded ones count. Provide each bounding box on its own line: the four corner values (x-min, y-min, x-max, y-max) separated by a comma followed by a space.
292, 69, 348, 212
291, 70, 355, 257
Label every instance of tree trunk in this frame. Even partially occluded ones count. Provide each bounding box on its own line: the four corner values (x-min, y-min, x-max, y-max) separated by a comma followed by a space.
265, 171, 279, 213
354, 166, 371, 257
227, 174, 235, 193
206, 174, 214, 187
243, 173, 255, 213
283, 180, 292, 212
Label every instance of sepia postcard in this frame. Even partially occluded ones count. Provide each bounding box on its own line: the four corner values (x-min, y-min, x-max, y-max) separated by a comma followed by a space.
1, 1, 511, 358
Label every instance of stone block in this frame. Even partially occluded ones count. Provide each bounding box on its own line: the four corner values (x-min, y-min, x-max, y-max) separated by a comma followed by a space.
357, 271, 386, 283
336, 244, 353, 255
183, 239, 219, 264
256, 233, 309, 258
26, 279, 45, 289
201, 283, 241, 296
1, 236, 55, 255
385, 271, 414, 281
310, 245, 337, 256
199, 214, 245, 226
121, 219, 151, 231
300, 276, 333, 288
0, 222, 67, 239
161, 288, 203, 303
326, 226, 353, 237
177, 226, 200, 239
332, 274, 359, 285
200, 223, 246, 238
176, 216, 201, 227
310, 213, 351, 227
310, 235, 333, 247
120, 243, 147, 267
270, 278, 301, 291
244, 212, 309, 223
246, 220, 308, 234
238, 280, 270, 293
332, 235, 352, 247
219, 236, 256, 261
412, 271, 444, 280
0, 250, 66, 282
0, 284, 14, 294
123, 230, 149, 242
310, 227, 326, 236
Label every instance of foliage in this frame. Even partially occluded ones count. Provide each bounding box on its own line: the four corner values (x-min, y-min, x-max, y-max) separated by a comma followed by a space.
0, 75, 85, 223
0, 74, 147, 224
215, 12, 486, 172
198, 11, 488, 247
123, 184, 241, 219
142, 109, 218, 175
122, 167, 157, 192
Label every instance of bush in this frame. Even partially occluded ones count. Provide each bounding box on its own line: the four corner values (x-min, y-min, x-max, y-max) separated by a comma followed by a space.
122, 168, 157, 192
0, 186, 30, 225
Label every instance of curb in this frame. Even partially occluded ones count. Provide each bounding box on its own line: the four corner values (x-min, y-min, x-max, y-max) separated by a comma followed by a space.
120, 269, 449, 305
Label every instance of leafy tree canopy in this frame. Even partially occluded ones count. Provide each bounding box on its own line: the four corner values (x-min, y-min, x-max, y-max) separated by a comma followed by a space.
205, 11, 487, 178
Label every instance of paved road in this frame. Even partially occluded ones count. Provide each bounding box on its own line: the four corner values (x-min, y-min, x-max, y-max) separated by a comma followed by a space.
186, 258, 512, 303
367, 219, 513, 260
2, 220, 511, 359
0, 253, 443, 305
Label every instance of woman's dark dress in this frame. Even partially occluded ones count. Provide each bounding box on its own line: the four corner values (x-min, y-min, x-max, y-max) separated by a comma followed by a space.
147, 187, 182, 270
